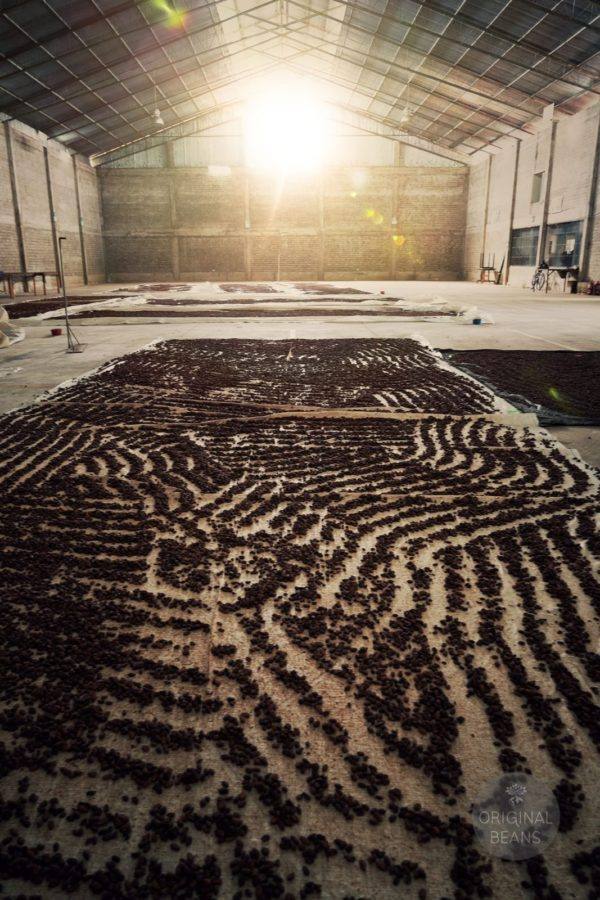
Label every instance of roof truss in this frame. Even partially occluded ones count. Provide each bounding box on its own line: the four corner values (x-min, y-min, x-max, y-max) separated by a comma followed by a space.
1, 0, 598, 158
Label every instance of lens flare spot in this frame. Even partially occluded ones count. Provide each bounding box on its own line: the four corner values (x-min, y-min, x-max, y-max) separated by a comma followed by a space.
392, 234, 406, 246
374, 213, 384, 225
352, 170, 368, 189
154, 0, 186, 27
364, 208, 375, 219
548, 386, 570, 409
349, 191, 357, 198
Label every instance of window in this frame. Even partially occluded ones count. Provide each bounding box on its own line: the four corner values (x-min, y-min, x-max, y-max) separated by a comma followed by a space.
531, 172, 544, 204
545, 221, 582, 267
510, 227, 539, 266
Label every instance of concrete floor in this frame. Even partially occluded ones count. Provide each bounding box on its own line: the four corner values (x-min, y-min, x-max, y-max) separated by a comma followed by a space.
1, 279, 599, 897
1, 279, 599, 466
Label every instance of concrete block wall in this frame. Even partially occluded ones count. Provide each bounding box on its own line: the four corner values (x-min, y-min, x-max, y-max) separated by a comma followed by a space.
0, 126, 22, 271
76, 157, 106, 282
484, 144, 518, 274
512, 121, 551, 228
465, 102, 600, 286
47, 143, 83, 283
10, 126, 56, 273
1, 120, 105, 291
100, 162, 468, 282
464, 159, 489, 282
548, 108, 598, 225
587, 184, 600, 280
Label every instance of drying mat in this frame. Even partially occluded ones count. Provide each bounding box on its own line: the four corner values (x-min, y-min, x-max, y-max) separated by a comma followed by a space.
6, 295, 134, 319
292, 284, 371, 295
220, 283, 280, 293
439, 350, 600, 425
146, 296, 409, 306
0, 337, 598, 898
69, 307, 456, 320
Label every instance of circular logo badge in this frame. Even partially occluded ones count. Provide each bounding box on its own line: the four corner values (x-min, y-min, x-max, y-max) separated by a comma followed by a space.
471, 773, 560, 860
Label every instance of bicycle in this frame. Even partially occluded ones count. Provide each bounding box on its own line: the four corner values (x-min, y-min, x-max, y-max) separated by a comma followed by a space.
531, 265, 547, 292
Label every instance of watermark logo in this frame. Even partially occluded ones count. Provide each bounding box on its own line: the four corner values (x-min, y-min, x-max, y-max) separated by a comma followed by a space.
506, 782, 527, 806
471, 773, 559, 860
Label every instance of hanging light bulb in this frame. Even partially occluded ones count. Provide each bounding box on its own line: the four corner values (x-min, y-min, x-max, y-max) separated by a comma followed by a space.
152, 85, 164, 126
400, 83, 412, 126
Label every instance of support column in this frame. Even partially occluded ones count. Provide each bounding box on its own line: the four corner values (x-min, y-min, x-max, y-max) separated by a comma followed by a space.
391, 167, 400, 279
536, 108, 557, 267
392, 144, 403, 280
579, 105, 600, 281
244, 171, 252, 280
503, 138, 521, 285
72, 156, 88, 285
393, 141, 404, 166
318, 171, 325, 280
4, 122, 27, 272
43, 146, 61, 284
165, 142, 179, 280
480, 153, 492, 273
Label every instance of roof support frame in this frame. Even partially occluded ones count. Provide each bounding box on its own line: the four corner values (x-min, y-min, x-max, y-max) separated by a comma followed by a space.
252, 35, 533, 147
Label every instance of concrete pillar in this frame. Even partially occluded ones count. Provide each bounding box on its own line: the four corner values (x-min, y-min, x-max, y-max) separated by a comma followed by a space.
503, 138, 521, 285
579, 105, 600, 281
4, 122, 27, 272
244, 171, 252, 280
72, 156, 88, 285
391, 169, 400, 279
480, 153, 492, 272
43, 146, 61, 282
535, 106, 557, 267
393, 141, 405, 166
165, 141, 179, 279
318, 171, 325, 280
391, 144, 403, 279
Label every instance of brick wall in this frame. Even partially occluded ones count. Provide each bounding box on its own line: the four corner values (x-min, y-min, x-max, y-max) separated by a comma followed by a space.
175, 171, 246, 230
484, 146, 517, 275
587, 182, 600, 280
100, 163, 468, 281
11, 127, 56, 273
180, 236, 245, 280
76, 158, 106, 283
464, 159, 489, 282
47, 144, 83, 283
0, 127, 22, 271
0, 120, 104, 292
548, 108, 598, 225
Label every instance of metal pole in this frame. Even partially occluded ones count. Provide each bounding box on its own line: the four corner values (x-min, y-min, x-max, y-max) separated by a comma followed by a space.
58, 237, 82, 353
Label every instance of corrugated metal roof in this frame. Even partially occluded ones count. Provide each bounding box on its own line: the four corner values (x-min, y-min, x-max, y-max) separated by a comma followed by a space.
0, 0, 598, 159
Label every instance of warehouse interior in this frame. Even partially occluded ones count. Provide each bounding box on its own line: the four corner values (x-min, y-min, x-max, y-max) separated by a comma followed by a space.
1, 1, 600, 898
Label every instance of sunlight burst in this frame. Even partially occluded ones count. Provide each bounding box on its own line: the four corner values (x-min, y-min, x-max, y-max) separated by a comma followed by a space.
245, 88, 329, 172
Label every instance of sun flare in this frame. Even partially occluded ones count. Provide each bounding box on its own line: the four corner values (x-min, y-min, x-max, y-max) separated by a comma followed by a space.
245, 88, 329, 172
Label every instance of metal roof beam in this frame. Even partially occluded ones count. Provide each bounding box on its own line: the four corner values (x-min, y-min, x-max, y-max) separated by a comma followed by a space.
92, 100, 245, 166
286, 1, 549, 113
0, 0, 276, 115
253, 33, 533, 145
295, 0, 600, 95
328, 105, 469, 163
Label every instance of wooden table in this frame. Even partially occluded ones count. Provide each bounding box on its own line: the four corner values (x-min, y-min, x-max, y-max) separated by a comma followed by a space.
0, 271, 61, 299
546, 265, 579, 293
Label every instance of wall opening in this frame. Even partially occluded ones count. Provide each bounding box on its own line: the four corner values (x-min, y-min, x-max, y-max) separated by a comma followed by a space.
546, 220, 582, 267
531, 172, 544, 204
509, 226, 539, 266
